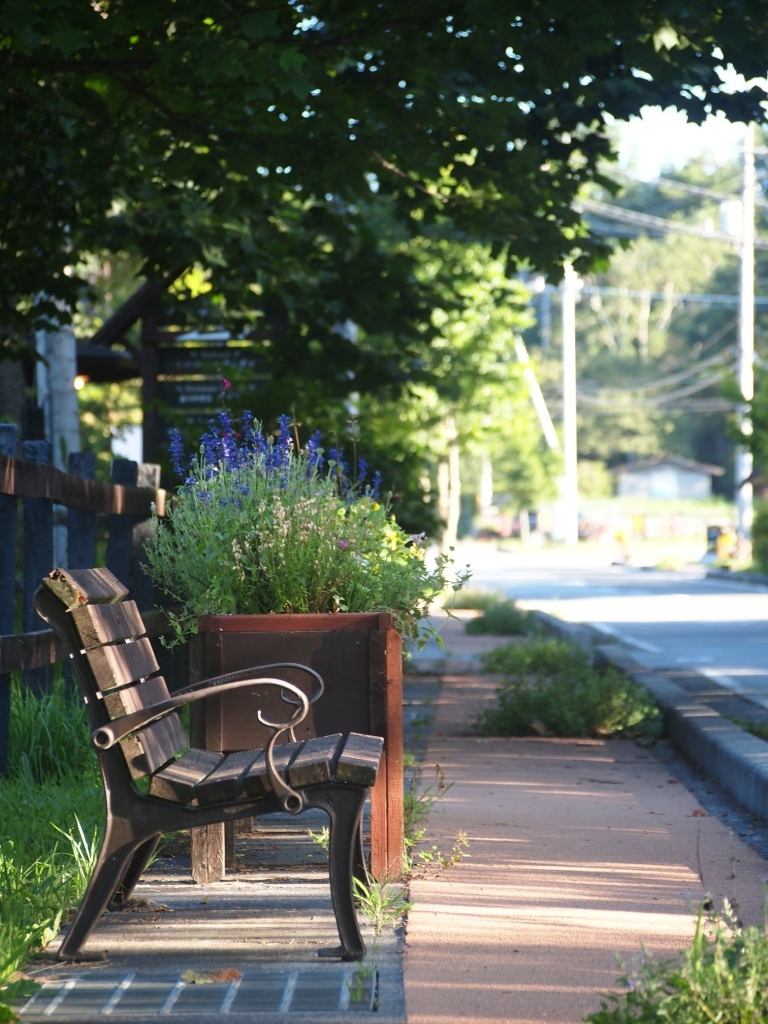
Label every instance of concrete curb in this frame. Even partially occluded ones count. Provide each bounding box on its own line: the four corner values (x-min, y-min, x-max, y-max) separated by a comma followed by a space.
705, 567, 768, 586
533, 608, 768, 830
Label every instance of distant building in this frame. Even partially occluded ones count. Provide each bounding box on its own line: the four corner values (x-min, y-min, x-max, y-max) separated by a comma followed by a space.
613, 456, 725, 500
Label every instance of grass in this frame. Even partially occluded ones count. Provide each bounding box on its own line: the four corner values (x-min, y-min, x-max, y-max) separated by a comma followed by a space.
728, 718, 768, 742
588, 902, 768, 1024
441, 588, 535, 637
0, 674, 103, 1020
464, 599, 533, 636
475, 637, 661, 739
442, 587, 506, 612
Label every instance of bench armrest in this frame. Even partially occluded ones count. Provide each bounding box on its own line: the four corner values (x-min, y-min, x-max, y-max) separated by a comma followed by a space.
92, 675, 310, 751
172, 661, 325, 704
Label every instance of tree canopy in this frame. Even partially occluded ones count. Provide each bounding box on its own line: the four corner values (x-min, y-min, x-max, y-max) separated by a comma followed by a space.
3, 0, 768, 351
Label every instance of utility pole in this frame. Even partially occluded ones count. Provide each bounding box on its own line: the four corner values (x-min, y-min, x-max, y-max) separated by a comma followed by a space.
513, 336, 560, 451
736, 122, 755, 543
561, 262, 579, 547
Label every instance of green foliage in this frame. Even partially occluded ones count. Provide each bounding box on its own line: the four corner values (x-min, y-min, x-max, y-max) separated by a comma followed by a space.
476, 638, 661, 738
143, 417, 469, 643
402, 764, 469, 878
0, 680, 103, 1021
464, 599, 533, 636
7, 673, 93, 783
532, 154, 768, 479
751, 502, 768, 574
442, 588, 505, 612
587, 903, 768, 1024
352, 877, 414, 937
5, 0, 768, 350
579, 460, 614, 499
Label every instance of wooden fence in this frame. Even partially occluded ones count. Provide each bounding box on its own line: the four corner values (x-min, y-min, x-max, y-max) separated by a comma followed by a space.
0, 423, 181, 774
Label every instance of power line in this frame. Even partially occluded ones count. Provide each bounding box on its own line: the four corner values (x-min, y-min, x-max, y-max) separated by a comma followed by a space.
577, 373, 726, 409
569, 398, 735, 414
578, 197, 768, 249
580, 284, 768, 308
578, 350, 732, 395
608, 167, 768, 210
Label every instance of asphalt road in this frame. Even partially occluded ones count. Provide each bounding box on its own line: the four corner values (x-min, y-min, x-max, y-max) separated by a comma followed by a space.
460, 545, 768, 713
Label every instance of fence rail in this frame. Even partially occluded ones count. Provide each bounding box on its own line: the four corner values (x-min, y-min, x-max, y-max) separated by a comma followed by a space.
0, 454, 166, 515
0, 422, 175, 774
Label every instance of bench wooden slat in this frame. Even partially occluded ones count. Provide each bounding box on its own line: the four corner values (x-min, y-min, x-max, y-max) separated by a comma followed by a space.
44, 567, 128, 611
102, 674, 169, 719
335, 733, 384, 787
242, 742, 302, 798
101, 676, 188, 779
288, 734, 343, 788
148, 749, 224, 803
120, 715, 188, 779
72, 601, 147, 649
195, 749, 262, 806
85, 637, 159, 691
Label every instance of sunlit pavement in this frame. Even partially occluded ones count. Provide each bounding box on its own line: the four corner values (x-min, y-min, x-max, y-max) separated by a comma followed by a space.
404, 613, 768, 1024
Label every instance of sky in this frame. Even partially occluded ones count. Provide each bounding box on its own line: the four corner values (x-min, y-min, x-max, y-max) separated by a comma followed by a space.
614, 107, 748, 181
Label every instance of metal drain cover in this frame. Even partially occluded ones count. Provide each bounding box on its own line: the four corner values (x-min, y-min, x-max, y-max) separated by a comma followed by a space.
18, 967, 376, 1019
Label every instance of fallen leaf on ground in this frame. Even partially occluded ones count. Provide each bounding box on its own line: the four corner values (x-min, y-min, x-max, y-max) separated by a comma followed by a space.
122, 898, 172, 913
180, 968, 242, 985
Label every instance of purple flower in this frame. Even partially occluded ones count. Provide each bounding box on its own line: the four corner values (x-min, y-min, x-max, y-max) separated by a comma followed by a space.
305, 429, 324, 470
168, 428, 187, 477
337, 539, 349, 550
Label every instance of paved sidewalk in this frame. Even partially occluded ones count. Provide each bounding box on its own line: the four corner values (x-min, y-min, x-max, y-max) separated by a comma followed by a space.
404, 615, 768, 1024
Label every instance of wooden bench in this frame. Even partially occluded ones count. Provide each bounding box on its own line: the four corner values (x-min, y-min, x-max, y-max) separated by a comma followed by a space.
34, 567, 384, 962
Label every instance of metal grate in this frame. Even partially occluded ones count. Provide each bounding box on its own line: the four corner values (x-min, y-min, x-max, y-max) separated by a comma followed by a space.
18, 967, 376, 1018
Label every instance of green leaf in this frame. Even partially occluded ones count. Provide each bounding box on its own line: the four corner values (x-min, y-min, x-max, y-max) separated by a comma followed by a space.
48, 26, 88, 58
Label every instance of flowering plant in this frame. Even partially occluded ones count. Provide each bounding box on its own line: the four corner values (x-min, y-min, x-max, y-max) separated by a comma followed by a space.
143, 413, 469, 644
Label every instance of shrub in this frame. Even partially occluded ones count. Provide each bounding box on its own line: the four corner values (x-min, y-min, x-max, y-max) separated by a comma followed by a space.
475, 637, 660, 739
751, 501, 768, 573
588, 903, 768, 1024
144, 413, 469, 644
442, 588, 505, 612
464, 599, 532, 636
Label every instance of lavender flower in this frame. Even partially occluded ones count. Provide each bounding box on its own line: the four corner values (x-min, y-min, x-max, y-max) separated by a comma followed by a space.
169, 428, 187, 478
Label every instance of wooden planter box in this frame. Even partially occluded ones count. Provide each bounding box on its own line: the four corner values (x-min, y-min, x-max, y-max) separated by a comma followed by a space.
188, 612, 403, 882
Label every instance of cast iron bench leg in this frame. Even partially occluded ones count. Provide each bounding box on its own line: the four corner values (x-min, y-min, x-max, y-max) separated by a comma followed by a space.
309, 784, 368, 960
109, 835, 162, 909
58, 820, 146, 961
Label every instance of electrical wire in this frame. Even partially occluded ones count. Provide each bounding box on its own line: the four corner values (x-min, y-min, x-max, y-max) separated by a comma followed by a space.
607, 167, 768, 209
578, 197, 768, 249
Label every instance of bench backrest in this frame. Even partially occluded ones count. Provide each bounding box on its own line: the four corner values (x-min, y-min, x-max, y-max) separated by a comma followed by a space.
36, 568, 187, 779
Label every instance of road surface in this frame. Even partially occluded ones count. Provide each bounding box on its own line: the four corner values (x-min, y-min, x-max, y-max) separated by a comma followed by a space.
459, 545, 768, 715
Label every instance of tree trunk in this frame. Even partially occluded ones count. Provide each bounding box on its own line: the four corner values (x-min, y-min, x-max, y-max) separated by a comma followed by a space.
478, 456, 494, 513
519, 508, 531, 546
637, 289, 651, 361
0, 359, 25, 426
35, 326, 80, 470
441, 410, 461, 550
35, 325, 80, 568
